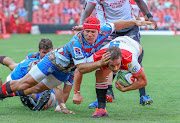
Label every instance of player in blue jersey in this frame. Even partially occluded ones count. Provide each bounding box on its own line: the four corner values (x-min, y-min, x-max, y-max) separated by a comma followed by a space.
0, 38, 53, 71
0, 17, 152, 115
0, 38, 74, 113
2, 58, 74, 113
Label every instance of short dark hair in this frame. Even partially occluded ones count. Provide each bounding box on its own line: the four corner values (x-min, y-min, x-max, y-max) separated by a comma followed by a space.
106, 46, 122, 60
39, 38, 53, 50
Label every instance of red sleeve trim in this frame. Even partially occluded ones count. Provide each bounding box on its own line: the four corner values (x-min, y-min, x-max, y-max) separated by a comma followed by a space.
132, 67, 143, 76
88, 1, 97, 5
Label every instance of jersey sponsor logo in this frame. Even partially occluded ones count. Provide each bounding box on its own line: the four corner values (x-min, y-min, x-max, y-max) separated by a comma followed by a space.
106, 0, 126, 8
73, 47, 83, 58
132, 66, 139, 73
127, 63, 132, 68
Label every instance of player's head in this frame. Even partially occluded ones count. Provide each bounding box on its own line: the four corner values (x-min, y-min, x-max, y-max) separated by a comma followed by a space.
39, 38, 53, 59
83, 16, 100, 44
106, 46, 122, 73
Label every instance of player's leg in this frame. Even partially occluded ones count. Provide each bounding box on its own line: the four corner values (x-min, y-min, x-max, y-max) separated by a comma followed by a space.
0, 78, 2, 86
91, 69, 111, 118
124, 26, 153, 105
106, 72, 115, 102
138, 50, 153, 105
63, 84, 72, 103
0, 56, 18, 71
0, 57, 50, 100
0, 73, 38, 100
88, 72, 115, 108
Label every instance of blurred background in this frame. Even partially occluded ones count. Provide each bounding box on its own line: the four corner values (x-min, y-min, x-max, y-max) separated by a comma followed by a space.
0, 0, 180, 34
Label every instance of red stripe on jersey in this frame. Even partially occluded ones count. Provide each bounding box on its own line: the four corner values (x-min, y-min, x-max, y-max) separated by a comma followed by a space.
100, 3, 107, 22
84, 37, 106, 53
103, 31, 111, 33
88, 1, 96, 5
71, 41, 74, 56
130, 0, 136, 5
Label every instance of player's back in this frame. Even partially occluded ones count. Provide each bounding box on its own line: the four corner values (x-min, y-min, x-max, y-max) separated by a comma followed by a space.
26, 52, 41, 60
10, 58, 39, 80
102, 36, 141, 58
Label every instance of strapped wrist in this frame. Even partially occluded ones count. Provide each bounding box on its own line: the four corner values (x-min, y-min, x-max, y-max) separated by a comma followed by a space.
147, 13, 153, 19
74, 90, 80, 93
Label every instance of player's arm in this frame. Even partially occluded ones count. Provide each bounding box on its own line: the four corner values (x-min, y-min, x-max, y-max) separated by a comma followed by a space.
73, 52, 111, 104
115, 69, 147, 92
73, 68, 83, 104
113, 20, 152, 31
79, 2, 96, 25
72, 2, 95, 31
76, 52, 111, 74
54, 85, 75, 114
0, 56, 18, 71
134, 0, 157, 30
63, 84, 73, 103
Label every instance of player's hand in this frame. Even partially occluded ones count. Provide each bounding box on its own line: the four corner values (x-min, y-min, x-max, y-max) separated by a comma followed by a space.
100, 52, 111, 66
54, 105, 75, 114
134, 13, 141, 20
73, 93, 83, 104
72, 25, 83, 31
148, 17, 157, 31
115, 81, 126, 92
135, 20, 153, 27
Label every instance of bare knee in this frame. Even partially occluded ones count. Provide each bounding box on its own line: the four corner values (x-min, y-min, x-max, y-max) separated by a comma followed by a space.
33, 86, 43, 94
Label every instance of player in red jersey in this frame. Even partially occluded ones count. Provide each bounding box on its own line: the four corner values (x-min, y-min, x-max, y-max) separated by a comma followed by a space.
73, 36, 152, 117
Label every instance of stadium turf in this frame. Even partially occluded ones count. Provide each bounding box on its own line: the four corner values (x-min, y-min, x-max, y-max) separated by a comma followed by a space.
0, 34, 179, 123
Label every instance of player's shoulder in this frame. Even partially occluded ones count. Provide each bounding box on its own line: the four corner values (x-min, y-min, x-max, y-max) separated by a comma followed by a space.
121, 49, 133, 60
69, 32, 83, 46
26, 52, 39, 59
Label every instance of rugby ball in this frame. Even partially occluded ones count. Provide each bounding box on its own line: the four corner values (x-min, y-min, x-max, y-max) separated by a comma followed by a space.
116, 70, 136, 87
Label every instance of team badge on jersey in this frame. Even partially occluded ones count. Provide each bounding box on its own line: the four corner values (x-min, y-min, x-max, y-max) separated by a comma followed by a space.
132, 66, 139, 73
127, 63, 132, 68
73, 47, 83, 58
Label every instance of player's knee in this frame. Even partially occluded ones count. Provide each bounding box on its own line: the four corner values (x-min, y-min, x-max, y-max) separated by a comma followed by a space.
143, 80, 147, 87
34, 86, 43, 93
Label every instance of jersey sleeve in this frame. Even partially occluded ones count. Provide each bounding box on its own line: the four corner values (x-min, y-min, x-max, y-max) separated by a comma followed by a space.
100, 23, 115, 37
87, 48, 109, 70
88, 0, 98, 5
26, 53, 32, 59
71, 43, 87, 65
127, 57, 143, 75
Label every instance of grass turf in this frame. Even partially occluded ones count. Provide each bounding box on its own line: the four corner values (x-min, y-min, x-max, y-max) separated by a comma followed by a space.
0, 34, 180, 123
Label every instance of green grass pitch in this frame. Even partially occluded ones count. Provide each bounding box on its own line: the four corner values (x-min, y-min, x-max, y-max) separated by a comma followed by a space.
0, 34, 180, 123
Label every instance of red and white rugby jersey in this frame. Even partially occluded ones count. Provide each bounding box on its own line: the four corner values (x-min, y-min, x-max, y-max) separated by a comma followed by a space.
86, 0, 106, 26
130, 0, 147, 18
87, 36, 143, 75
88, 0, 135, 23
